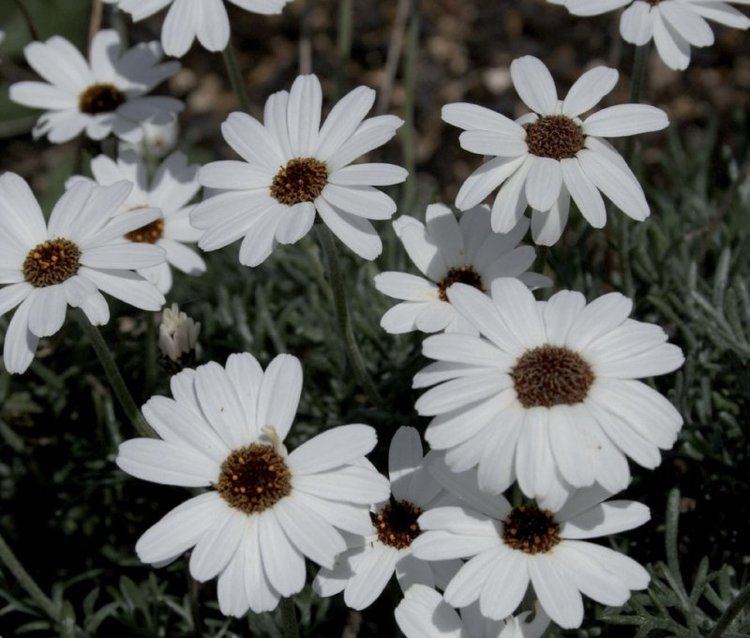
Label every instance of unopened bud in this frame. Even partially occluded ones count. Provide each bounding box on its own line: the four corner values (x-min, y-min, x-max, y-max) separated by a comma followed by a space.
158, 304, 200, 370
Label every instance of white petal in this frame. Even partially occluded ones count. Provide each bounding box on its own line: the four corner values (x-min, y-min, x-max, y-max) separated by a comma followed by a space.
135, 492, 225, 564
256, 354, 302, 441
583, 104, 669, 137
510, 56, 558, 115
525, 157, 562, 212
562, 66, 619, 117
287, 424, 377, 475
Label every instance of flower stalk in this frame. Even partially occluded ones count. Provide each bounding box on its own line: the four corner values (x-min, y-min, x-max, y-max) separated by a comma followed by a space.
75, 310, 155, 438
0, 530, 61, 627
315, 225, 382, 406
279, 597, 300, 638
221, 43, 251, 113
13, 0, 41, 41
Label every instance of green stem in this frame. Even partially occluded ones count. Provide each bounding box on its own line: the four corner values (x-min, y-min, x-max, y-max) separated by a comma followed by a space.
315, 225, 382, 406
145, 312, 158, 392
335, 0, 354, 98
13, 0, 41, 41
0, 530, 60, 624
708, 581, 750, 638
221, 43, 250, 113
400, 1, 420, 213
75, 310, 155, 438
279, 597, 300, 638
616, 43, 650, 300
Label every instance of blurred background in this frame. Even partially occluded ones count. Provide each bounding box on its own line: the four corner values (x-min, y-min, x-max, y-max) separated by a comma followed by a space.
0, 0, 749, 636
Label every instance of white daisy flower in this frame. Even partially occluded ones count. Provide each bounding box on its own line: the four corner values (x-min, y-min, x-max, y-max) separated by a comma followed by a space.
68, 152, 206, 294
313, 426, 461, 610
0, 174, 166, 374
192, 74, 407, 265
443, 56, 669, 245
411, 461, 651, 630
413, 278, 684, 508
116, 353, 391, 617
106, 0, 291, 58
556, 0, 750, 71
395, 585, 550, 638
9, 30, 183, 144
374, 204, 551, 335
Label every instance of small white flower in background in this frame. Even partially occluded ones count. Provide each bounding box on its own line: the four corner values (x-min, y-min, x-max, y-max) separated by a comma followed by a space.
9, 30, 183, 144
374, 204, 551, 335
414, 278, 683, 508
105, 0, 292, 57
67, 151, 205, 293
411, 460, 651, 629
117, 353, 390, 616
395, 585, 550, 638
158, 303, 200, 364
0, 174, 166, 374
313, 426, 461, 610
120, 118, 179, 159
554, 0, 750, 71
443, 56, 669, 245
193, 74, 407, 265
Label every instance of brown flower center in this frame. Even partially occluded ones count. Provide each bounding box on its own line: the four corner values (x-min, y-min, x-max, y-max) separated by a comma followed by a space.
525, 115, 585, 160
511, 345, 594, 408
216, 444, 292, 514
23, 238, 81, 288
125, 219, 164, 244
270, 157, 328, 206
438, 265, 484, 302
371, 499, 423, 549
502, 505, 561, 554
79, 83, 126, 115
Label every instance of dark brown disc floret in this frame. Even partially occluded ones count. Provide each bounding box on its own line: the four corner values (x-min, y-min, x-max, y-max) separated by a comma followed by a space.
525, 115, 585, 160
371, 498, 423, 549
79, 83, 126, 115
125, 219, 164, 244
23, 238, 81, 288
511, 345, 594, 408
270, 157, 329, 206
437, 265, 484, 302
216, 444, 292, 514
502, 505, 561, 554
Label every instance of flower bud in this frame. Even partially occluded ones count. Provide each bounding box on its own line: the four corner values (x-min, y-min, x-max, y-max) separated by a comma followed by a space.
158, 303, 200, 371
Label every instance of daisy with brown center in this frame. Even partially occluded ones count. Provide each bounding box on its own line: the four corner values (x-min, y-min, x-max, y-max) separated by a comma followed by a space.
10, 30, 182, 144
116, 353, 389, 617
0, 173, 166, 374
374, 203, 550, 335
313, 427, 461, 610
395, 585, 550, 638
443, 55, 669, 245
553, 0, 750, 71
105, 0, 291, 58
68, 151, 206, 294
411, 455, 651, 629
192, 74, 407, 266
413, 277, 684, 508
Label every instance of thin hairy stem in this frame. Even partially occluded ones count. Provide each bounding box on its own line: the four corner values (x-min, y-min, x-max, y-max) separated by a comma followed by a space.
400, 0, 420, 214
377, 0, 412, 114
75, 310, 155, 438
279, 597, 300, 638
221, 43, 250, 112
709, 582, 750, 638
335, 0, 354, 98
0, 531, 60, 624
315, 225, 382, 406
14, 0, 41, 41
